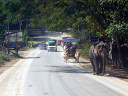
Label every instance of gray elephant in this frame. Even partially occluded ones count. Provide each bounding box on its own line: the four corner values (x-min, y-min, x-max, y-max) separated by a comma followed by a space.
89, 43, 107, 76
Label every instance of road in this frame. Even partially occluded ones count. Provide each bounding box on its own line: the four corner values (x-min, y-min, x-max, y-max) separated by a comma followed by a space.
0, 31, 128, 96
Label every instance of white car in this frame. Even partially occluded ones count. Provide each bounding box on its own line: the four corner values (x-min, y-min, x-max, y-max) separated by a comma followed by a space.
47, 45, 57, 52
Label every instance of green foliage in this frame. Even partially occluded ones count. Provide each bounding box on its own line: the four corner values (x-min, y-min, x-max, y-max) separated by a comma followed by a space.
23, 30, 28, 45
81, 41, 91, 58
0, 0, 128, 58
28, 41, 42, 45
29, 15, 44, 28
0, 53, 17, 67
106, 23, 128, 43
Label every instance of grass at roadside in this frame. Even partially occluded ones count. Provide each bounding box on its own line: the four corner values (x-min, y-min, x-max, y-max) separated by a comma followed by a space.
0, 52, 18, 67
28, 41, 43, 45
28, 41, 45, 45
28, 41, 44, 47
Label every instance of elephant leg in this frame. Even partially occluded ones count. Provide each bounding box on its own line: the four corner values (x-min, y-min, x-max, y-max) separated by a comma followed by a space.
89, 46, 98, 75
74, 57, 77, 62
100, 50, 106, 76
90, 57, 96, 75
100, 58, 105, 76
92, 64, 96, 75
94, 55, 100, 75
98, 59, 102, 75
89, 49, 96, 75
99, 59, 104, 75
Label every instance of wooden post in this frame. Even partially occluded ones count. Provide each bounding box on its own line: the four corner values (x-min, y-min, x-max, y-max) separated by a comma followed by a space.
7, 23, 10, 54
16, 32, 18, 56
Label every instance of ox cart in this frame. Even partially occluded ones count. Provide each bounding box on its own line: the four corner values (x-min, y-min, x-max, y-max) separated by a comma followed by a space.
62, 38, 80, 63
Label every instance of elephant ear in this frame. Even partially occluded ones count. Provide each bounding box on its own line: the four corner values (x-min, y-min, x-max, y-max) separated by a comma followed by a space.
90, 45, 94, 51
94, 49, 98, 56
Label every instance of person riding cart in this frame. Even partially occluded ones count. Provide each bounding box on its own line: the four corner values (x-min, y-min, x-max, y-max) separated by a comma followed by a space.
65, 42, 72, 54
70, 44, 76, 57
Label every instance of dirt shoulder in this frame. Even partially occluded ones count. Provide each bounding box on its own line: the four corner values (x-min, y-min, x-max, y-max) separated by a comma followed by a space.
0, 48, 35, 75
76, 56, 128, 82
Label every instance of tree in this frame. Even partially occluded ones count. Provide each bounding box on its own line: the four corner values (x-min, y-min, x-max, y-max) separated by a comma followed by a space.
106, 23, 128, 68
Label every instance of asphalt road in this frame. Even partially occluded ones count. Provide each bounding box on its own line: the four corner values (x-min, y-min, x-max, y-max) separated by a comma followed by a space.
1, 31, 128, 96
22, 46, 127, 96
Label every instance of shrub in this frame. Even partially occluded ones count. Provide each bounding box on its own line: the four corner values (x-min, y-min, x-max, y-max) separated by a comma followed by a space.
81, 41, 91, 59
0, 53, 17, 67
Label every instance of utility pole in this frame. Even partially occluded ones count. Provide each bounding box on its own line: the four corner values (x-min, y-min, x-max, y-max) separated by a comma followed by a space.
25, 18, 30, 47
19, 16, 21, 30
15, 16, 22, 56
7, 20, 10, 54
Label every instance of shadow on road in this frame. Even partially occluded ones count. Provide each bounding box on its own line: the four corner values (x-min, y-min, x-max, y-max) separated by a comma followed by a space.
51, 66, 91, 73
32, 65, 92, 74
56, 51, 63, 52
21, 57, 40, 59
69, 61, 90, 64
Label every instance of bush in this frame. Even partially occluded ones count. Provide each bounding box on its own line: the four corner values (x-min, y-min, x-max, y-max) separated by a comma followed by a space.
0, 53, 17, 67
80, 41, 91, 59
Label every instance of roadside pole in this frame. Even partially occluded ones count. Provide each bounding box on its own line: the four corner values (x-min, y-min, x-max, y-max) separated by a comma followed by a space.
30, 38, 33, 47
7, 22, 10, 54
15, 32, 18, 56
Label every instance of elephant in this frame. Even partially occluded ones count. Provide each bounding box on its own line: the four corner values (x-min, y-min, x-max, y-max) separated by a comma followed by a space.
89, 43, 107, 76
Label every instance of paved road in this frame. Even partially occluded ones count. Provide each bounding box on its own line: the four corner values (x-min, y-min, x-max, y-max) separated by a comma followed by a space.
22, 46, 127, 96
1, 31, 128, 96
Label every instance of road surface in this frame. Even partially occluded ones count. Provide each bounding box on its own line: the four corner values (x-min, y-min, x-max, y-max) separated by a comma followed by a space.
0, 31, 128, 96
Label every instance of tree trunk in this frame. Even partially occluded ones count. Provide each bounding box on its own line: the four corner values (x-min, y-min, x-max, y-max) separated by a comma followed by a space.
116, 37, 123, 68
91, 13, 106, 31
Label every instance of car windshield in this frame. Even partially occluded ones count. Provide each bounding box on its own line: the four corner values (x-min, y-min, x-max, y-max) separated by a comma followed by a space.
58, 40, 62, 42
40, 44, 46, 46
49, 43, 56, 46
